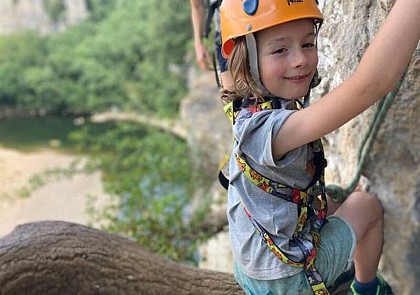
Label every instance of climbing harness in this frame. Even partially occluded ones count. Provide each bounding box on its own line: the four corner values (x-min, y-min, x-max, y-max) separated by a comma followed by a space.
204, 0, 223, 89
326, 72, 407, 203
212, 48, 222, 89
225, 98, 331, 295
204, 0, 222, 39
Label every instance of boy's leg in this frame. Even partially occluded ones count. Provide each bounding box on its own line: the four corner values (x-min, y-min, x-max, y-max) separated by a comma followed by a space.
334, 191, 384, 283
333, 191, 384, 283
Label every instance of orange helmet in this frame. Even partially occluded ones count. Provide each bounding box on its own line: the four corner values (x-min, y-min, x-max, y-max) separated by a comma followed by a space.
220, 0, 323, 58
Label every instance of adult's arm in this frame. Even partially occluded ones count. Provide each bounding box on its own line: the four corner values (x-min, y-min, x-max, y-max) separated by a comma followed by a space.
190, 0, 212, 71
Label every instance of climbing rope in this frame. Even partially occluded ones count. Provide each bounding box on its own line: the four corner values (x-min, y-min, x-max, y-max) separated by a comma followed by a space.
327, 72, 407, 202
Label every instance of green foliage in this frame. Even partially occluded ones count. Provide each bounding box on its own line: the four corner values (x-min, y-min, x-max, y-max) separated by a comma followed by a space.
43, 0, 66, 22
19, 159, 84, 198
0, 32, 48, 108
85, 0, 115, 21
0, 0, 193, 117
69, 122, 210, 263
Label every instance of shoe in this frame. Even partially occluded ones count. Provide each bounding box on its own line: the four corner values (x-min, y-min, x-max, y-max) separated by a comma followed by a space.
329, 262, 355, 295
347, 274, 394, 295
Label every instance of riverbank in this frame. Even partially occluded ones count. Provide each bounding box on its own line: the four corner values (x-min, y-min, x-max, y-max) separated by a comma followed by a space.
0, 146, 107, 238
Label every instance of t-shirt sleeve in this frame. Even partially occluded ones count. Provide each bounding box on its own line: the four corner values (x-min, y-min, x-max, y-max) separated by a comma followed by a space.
234, 109, 295, 168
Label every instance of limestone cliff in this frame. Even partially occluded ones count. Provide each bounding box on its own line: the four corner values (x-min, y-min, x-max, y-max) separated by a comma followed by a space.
184, 1, 419, 294
317, 2, 419, 294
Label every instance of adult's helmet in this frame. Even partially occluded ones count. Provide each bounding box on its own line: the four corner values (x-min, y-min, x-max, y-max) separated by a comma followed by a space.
220, 0, 323, 58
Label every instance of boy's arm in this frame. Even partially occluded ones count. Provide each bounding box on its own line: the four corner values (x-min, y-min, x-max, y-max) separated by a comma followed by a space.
273, 0, 420, 160
356, 0, 420, 91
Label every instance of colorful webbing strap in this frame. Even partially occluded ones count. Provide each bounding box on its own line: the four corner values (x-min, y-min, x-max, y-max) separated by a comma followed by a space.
298, 232, 330, 295
235, 148, 329, 294
235, 154, 312, 206
223, 100, 276, 124
240, 194, 330, 294
235, 153, 328, 231
241, 199, 305, 267
223, 101, 236, 124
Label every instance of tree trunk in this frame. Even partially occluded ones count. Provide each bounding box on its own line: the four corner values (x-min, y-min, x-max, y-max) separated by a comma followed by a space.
0, 221, 244, 295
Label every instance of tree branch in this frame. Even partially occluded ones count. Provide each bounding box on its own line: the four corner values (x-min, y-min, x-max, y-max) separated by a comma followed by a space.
0, 221, 244, 295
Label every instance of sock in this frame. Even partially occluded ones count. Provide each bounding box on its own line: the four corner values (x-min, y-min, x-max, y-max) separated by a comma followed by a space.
352, 277, 378, 295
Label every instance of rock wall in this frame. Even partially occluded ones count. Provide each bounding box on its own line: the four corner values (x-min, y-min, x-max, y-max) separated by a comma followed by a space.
186, 1, 419, 294
0, 0, 88, 35
317, 1, 419, 294
181, 68, 233, 273
180, 60, 233, 272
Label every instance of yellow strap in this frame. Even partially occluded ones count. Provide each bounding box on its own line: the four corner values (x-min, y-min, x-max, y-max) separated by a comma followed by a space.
223, 102, 235, 124
263, 232, 305, 268
235, 154, 287, 192
223, 100, 276, 125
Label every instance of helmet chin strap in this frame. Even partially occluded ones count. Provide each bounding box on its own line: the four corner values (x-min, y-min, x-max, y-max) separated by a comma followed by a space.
245, 33, 321, 108
303, 69, 321, 107
245, 34, 272, 97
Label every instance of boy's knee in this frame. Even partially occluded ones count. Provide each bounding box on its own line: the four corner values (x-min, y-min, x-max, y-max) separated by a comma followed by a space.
351, 191, 384, 219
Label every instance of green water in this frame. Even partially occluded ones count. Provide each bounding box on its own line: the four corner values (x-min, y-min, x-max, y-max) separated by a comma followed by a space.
0, 116, 110, 152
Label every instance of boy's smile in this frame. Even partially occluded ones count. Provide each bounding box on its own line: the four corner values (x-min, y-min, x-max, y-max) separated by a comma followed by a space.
256, 19, 318, 100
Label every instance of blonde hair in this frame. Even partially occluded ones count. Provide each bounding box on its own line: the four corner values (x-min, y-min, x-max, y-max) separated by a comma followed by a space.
221, 36, 266, 105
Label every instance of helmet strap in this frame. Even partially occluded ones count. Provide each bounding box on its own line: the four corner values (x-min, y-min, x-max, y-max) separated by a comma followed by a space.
245, 34, 271, 96
303, 88, 311, 108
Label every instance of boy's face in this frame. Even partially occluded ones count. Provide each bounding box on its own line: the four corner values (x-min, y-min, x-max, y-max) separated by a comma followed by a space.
256, 19, 319, 100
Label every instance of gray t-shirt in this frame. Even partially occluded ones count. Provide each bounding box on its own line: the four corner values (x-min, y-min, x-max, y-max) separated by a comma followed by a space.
228, 102, 317, 280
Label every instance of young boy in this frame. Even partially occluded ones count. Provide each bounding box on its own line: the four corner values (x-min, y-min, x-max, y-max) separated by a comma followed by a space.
219, 0, 420, 294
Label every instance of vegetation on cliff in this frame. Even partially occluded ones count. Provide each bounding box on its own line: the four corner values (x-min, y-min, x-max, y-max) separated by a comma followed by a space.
0, 0, 192, 118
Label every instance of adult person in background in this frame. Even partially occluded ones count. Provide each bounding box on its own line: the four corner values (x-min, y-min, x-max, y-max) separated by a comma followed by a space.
189, 0, 233, 90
